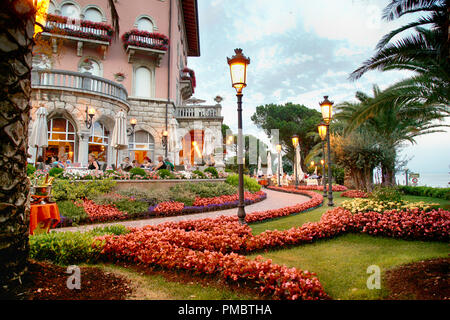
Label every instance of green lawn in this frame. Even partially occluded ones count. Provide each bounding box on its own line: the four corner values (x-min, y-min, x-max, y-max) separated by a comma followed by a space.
94, 264, 259, 300
248, 191, 450, 300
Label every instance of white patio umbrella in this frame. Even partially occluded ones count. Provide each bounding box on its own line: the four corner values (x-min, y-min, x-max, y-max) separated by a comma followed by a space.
168, 118, 181, 164
29, 107, 48, 164
266, 151, 273, 177
257, 155, 263, 176
202, 129, 215, 157
296, 145, 305, 181
111, 110, 128, 168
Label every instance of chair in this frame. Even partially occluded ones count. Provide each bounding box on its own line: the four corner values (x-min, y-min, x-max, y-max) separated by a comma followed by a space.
101, 163, 107, 171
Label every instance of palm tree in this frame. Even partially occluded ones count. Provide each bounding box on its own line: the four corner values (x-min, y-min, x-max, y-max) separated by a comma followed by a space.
351, 0, 449, 79
335, 85, 449, 185
349, 1, 449, 122
0, 0, 118, 298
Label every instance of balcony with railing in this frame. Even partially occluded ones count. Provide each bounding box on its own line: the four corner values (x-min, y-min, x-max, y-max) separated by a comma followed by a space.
176, 105, 222, 120
31, 69, 129, 107
40, 14, 114, 58
180, 67, 196, 100
122, 29, 169, 65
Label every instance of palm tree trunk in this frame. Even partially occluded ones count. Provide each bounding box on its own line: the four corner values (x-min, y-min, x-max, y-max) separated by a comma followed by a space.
0, 0, 35, 297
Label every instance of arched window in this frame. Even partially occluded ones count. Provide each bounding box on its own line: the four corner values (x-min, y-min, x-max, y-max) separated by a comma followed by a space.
130, 130, 155, 164
134, 66, 152, 98
61, 3, 80, 19
47, 117, 76, 162
88, 122, 109, 162
180, 130, 204, 165
84, 7, 103, 23
137, 17, 154, 32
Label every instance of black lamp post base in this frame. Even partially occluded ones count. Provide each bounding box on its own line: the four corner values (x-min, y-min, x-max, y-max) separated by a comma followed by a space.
237, 206, 246, 225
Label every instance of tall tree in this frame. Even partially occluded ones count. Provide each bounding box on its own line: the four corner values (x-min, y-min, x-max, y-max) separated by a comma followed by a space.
0, 0, 36, 298
335, 85, 449, 186
0, 0, 119, 297
251, 102, 322, 171
349, 0, 449, 122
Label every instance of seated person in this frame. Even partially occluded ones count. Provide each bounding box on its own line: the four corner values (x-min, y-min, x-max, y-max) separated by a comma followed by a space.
50, 155, 59, 168
132, 160, 139, 168
153, 155, 167, 171
141, 156, 153, 169
164, 158, 175, 171
120, 157, 133, 172
57, 153, 72, 169
88, 153, 100, 171
35, 156, 47, 171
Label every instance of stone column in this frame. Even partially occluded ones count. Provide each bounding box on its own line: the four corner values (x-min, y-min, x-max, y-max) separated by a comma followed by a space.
78, 131, 90, 167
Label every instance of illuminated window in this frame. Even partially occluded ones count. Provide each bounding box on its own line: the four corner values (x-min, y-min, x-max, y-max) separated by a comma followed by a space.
88, 122, 109, 162
129, 130, 155, 164
46, 117, 76, 162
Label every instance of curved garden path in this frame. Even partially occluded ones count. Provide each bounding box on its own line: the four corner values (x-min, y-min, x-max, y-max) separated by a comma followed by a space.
55, 188, 310, 233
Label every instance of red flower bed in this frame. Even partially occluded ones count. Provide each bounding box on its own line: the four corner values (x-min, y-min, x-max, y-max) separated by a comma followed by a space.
93, 186, 450, 300
341, 190, 369, 198
77, 199, 127, 223
153, 201, 185, 216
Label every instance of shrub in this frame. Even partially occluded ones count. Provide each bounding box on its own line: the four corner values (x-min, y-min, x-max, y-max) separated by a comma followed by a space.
398, 185, 450, 200
226, 174, 261, 192
29, 226, 129, 265
27, 164, 36, 177
129, 167, 147, 178
51, 179, 116, 201
192, 170, 205, 178
204, 167, 219, 178
170, 182, 237, 199
112, 199, 151, 218
370, 186, 402, 202
49, 167, 64, 177
56, 200, 88, 225
157, 169, 173, 179
170, 189, 196, 206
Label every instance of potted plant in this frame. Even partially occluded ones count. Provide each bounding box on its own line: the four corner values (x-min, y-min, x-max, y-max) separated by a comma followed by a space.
114, 72, 126, 82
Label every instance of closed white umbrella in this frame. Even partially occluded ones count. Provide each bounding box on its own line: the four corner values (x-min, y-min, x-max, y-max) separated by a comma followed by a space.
266, 151, 273, 177
296, 145, 305, 181
202, 129, 215, 157
111, 110, 128, 168
29, 107, 48, 164
257, 155, 263, 176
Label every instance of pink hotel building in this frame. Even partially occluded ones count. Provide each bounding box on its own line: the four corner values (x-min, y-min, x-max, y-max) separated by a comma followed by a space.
30, 0, 224, 168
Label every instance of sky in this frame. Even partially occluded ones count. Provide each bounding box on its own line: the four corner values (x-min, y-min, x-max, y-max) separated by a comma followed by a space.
187, 0, 450, 175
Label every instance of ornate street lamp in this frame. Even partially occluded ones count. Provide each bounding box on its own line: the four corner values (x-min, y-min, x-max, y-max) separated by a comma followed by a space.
291, 135, 299, 189
85, 107, 95, 129
227, 48, 250, 225
318, 123, 327, 195
129, 118, 137, 135
276, 144, 282, 187
161, 130, 169, 157
320, 96, 334, 206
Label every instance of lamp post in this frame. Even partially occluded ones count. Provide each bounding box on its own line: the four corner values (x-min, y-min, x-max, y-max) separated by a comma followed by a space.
227, 48, 250, 225
85, 107, 95, 129
318, 123, 327, 195
276, 144, 282, 187
162, 130, 169, 158
320, 96, 334, 207
291, 135, 299, 189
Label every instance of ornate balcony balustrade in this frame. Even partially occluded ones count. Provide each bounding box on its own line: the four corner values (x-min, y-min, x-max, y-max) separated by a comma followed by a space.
40, 14, 114, 58
31, 69, 129, 106
122, 29, 169, 65
176, 106, 222, 120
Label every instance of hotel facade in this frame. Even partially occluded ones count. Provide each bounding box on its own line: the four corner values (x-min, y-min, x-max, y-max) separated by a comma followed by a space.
30, 0, 224, 168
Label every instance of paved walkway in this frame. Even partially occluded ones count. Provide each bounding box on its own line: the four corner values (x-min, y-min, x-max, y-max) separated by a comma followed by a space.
55, 189, 310, 233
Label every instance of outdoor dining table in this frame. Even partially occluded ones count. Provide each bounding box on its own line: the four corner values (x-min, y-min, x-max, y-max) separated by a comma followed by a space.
29, 202, 60, 235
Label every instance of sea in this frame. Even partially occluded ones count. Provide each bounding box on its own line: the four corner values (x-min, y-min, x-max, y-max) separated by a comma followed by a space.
394, 172, 450, 188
